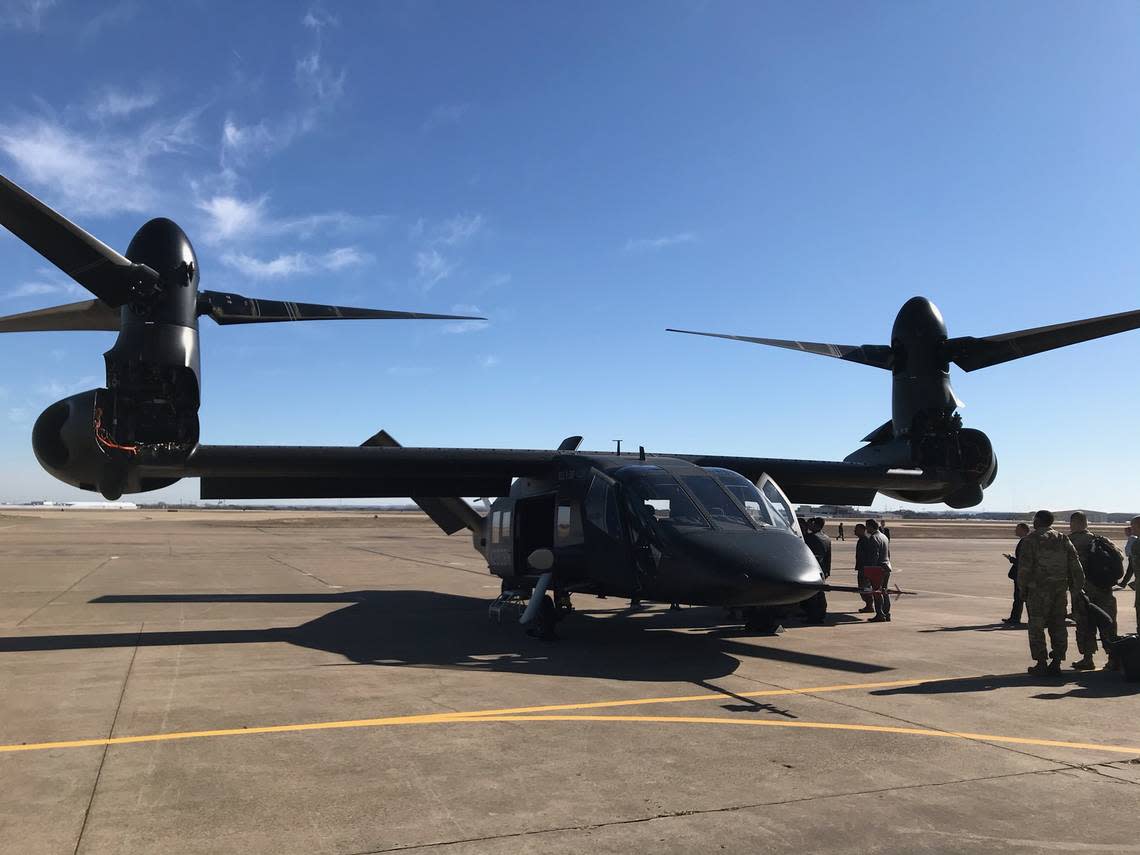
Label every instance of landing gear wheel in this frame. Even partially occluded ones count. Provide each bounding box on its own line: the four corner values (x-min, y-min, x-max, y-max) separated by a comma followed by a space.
526, 594, 559, 641
743, 606, 785, 635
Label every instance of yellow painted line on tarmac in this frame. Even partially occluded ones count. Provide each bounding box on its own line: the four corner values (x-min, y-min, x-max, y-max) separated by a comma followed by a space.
452, 715, 1140, 756
437, 676, 947, 718
2, 674, 1136, 758
0, 676, 935, 753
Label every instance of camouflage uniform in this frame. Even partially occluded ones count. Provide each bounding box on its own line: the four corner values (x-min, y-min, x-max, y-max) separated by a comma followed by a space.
1132, 538, 1140, 630
1018, 527, 1083, 662
1069, 529, 1118, 654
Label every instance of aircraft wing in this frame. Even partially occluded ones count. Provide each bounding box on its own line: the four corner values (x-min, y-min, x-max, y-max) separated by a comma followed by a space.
186, 441, 946, 507
190, 445, 564, 499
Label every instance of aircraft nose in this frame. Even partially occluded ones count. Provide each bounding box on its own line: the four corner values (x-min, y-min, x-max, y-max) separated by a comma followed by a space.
681, 529, 823, 606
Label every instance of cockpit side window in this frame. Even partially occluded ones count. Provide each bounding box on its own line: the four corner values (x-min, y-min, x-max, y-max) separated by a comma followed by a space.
760, 480, 796, 532
585, 473, 622, 538
619, 466, 709, 530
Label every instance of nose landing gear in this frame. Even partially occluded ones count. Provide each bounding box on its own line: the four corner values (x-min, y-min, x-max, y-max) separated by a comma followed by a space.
743, 606, 786, 635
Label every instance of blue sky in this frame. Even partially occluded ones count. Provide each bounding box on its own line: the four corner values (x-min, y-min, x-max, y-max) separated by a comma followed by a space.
0, 1, 1138, 511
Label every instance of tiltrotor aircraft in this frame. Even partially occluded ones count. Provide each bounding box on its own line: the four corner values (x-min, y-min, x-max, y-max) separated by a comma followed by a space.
3, 172, 1139, 637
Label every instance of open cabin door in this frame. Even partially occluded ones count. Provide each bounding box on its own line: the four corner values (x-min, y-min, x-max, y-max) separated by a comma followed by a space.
582, 468, 636, 594
512, 493, 556, 575
755, 472, 802, 537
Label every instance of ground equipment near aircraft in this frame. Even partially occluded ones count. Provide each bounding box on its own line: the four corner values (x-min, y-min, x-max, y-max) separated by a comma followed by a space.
669, 296, 1140, 508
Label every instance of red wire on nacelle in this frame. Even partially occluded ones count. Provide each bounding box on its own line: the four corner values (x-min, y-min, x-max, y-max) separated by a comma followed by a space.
93, 406, 139, 455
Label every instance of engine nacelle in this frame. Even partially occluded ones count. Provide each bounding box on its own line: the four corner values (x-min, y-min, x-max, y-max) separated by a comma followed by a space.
32, 389, 185, 499
847, 425, 998, 508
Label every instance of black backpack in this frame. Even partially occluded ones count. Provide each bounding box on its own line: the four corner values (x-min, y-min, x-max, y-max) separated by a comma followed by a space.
1085, 535, 1124, 588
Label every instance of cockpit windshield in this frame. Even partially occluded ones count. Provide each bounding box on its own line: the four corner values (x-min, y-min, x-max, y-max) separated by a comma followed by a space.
702, 467, 797, 533
677, 474, 756, 531
618, 465, 709, 529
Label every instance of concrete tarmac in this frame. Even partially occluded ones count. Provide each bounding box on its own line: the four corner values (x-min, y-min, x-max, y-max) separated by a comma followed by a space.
0, 509, 1137, 854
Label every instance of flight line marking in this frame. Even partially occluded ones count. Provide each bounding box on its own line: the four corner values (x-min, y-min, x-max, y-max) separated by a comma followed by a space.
1, 675, 1136, 757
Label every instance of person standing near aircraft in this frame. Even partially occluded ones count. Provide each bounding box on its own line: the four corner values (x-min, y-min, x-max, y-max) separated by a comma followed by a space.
1002, 522, 1031, 626
1130, 516, 1140, 632
1018, 510, 1083, 677
854, 523, 873, 613
864, 519, 893, 622
1068, 511, 1121, 671
801, 517, 831, 623
837, 522, 845, 541
1120, 524, 1137, 590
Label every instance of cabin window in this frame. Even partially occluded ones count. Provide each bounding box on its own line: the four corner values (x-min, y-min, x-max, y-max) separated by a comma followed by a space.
586, 475, 621, 538
557, 503, 573, 538
500, 510, 512, 542
491, 511, 502, 544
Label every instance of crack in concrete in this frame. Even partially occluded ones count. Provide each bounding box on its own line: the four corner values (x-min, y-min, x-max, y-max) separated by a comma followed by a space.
344, 545, 490, 578
17, 556, 113, 627
268, 554, 341, 589
72, 622, 143, 855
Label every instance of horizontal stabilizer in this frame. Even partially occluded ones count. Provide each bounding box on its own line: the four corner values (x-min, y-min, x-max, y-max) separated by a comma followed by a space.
667, 328, 894, 370
946, 307, 1140, 372
0, 173, 157, 306
199, 291, 484, 325
0, 299, 120, 332
361, 429, 484, 535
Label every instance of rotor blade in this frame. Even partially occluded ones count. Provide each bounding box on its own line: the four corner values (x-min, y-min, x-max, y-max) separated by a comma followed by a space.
946, 307, 1140, 372
667, 328, 894, 370
198, 291, 486, 325
0, 299, 120, 332
0, 173, 157, 307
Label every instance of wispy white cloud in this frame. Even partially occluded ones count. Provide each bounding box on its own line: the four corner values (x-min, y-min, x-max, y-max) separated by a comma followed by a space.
479, 354, 500, 369
436, 213, 484, 247
406, 214, 484, 289
302, 5, 337, 31
0, 0, 56, 30
221, 7, 345, 170
196, 193, 381, 243
35, 376, 100, 401
88, 87, 158, 121
197, 195, 266, 242
415, 249, 454, 289
623, 232, 697, 252
422, 102, 472, 133
80, 1, 137, 42
0, 112, 195, 216
1, 281, 82, 300
8, 373, 99, 425
220, 246, 368, 279
442, 304, 488, 334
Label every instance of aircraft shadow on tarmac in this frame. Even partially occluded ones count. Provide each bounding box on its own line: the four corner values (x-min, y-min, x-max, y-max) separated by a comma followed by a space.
871, 671, 1138, 699
0, 590, 892, 683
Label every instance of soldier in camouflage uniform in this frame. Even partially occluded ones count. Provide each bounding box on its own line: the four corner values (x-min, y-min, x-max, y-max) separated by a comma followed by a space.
1068, 511, 1118, 671
1132, 516, 1140, 631
1018, 510, 1084, 676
